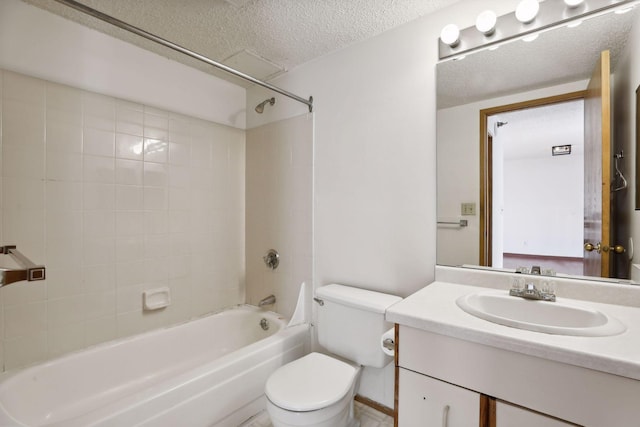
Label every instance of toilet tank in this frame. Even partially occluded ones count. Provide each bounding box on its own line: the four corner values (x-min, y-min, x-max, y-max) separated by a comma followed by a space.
315, 284, 402, 368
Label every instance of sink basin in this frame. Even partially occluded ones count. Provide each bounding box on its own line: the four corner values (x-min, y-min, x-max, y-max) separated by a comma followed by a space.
456, 291, 626, 337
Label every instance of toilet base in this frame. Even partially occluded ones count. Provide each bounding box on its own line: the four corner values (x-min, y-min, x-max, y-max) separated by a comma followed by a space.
266, 393, 357, 427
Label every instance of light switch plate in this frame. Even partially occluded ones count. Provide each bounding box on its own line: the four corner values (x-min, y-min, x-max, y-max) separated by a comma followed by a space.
461, 202, 476, 216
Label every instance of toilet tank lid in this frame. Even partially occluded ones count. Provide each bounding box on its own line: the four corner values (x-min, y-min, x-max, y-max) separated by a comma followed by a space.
315, 284, 402, 314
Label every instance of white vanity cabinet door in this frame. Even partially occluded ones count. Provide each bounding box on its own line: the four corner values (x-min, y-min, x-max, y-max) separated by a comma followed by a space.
398, 368, 480, 427
496, 401, 577, 427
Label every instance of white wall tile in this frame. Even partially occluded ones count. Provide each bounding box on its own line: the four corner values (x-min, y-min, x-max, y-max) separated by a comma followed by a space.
116, 211, 144, 237
83, 264, 116, 294
0, 69, 245, 371
46, 268, 83, 299
83, 290, 116, 320
83, 211, 115, 239
84, 127, 115, 157
143, 139, 168, 163
46, 151, 82, 182
3, 209, 45, 244
46, 236, 82, 269
47, 295, 84, 328
3, 146, 44, 179
116, 104, 144, 137
82, 237, 115, 267
116, 134, 144, 160
46, 82, 82, 115
5, 301, 47, 339
144, 162, 168, 188
115, 185, 143, 211
84, 183, 115, 210
169, 142, 190, 166
84, 315, 117, 346
3, 332, 47, 370
83, 155, 115, 183
115, 159, 143, 185
143, 187, 167, 211
48, 322, 85, 358
116, 261, 145, 288
115, 237, 144, 263
46, 122, 82, 153
82, 93, 115, 132
3, 178, 44, 210
46, 182, 82, 210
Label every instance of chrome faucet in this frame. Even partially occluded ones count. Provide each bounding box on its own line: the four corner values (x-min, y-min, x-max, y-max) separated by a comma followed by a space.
510, 281, 556, 302
258, 294, 276, 307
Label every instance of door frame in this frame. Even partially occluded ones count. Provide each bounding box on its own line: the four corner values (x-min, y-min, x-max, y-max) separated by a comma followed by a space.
478, 91, 587, 266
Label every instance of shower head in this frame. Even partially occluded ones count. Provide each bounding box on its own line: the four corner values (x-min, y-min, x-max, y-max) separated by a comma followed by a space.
255, 97, 275, 114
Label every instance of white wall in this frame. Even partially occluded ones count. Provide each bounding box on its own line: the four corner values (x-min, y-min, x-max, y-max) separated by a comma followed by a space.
249, 0, 521, 298
0, 0, 246, 128
613, 9, 640, 280
245, 0, 521, 409
503, 155, 584, 257
437, 80, 588, 266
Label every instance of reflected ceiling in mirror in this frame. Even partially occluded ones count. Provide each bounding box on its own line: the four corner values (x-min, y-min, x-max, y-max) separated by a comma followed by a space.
437, 10, 636, 109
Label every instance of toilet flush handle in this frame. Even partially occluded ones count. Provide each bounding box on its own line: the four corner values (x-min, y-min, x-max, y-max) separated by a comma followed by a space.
313, 297, 324, 306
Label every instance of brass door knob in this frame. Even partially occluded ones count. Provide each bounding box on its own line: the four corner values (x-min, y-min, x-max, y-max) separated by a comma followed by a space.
606, 245, 626, 254
584, 242, 625, 254
584, 242, 601, 253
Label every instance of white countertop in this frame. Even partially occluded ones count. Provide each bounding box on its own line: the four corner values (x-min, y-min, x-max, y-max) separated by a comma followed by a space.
387, 281, 640, 381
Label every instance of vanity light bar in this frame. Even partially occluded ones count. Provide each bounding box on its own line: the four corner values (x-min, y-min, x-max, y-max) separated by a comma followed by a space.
439, 0, 638, 60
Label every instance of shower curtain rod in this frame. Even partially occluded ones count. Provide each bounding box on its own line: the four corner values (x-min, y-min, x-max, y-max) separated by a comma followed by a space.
53, 0, 314, 112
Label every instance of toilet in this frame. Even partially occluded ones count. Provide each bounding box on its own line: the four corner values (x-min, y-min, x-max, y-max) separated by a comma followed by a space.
265, 284, 401, 427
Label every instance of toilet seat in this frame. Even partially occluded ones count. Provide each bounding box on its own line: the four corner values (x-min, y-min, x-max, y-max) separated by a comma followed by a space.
265, 352, 359, 412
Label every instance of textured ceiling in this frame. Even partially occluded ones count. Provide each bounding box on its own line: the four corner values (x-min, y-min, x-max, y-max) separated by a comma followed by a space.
24, 0, 461, 85
437, 8, 637, 109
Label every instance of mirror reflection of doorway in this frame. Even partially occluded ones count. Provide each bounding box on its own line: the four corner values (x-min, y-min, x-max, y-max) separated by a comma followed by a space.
488, 99, 585, 275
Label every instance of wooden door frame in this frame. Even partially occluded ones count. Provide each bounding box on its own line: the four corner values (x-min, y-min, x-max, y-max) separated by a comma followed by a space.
479, 91, 587, 266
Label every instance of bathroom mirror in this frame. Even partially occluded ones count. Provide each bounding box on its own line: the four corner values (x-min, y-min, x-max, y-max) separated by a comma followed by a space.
436, 7, 639, 282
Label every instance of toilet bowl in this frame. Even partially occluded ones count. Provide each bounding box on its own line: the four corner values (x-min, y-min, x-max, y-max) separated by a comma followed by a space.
264, 284, 402, 427
266, 352, 361, 427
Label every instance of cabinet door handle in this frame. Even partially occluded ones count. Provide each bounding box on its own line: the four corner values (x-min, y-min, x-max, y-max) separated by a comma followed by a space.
442, 404, 450, 427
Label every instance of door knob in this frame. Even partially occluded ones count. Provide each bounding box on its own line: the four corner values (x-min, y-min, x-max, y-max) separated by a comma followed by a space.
584, 242, 601, 253
584, 242, 625, 254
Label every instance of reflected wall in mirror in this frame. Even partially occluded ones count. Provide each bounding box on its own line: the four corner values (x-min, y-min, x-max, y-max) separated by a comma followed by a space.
436, 7, 640, 283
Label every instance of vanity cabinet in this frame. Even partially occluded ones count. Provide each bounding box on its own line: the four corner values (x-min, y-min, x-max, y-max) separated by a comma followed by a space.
398, 368, 482, 426
397, 367, 576, 426
395, 326, 619, 426
494, 401, 576, 427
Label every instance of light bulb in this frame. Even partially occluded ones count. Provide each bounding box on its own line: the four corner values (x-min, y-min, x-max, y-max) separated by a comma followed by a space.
475, 10, 497, 35
563, 0, 584, 7
440, 24, 460, 46
516, 0, 540, 24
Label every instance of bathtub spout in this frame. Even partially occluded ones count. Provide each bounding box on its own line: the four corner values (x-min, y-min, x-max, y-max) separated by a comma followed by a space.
259, 295, 276, 307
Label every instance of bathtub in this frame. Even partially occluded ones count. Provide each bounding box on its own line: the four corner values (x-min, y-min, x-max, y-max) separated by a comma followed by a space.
0, 305, 309, 427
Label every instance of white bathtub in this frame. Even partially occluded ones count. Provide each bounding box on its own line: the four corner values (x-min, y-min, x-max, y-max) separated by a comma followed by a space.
0, 306, 309, 427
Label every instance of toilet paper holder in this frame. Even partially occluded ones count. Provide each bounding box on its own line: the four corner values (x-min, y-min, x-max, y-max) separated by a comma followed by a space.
382, 337, 395, 351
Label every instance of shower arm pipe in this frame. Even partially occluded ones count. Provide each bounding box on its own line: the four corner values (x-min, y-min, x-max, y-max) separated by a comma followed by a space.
52, 0, 314, 113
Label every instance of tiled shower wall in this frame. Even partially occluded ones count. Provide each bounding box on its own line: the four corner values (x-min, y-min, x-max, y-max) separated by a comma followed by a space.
246, 115, 313, 320
0, 69, 245, 371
